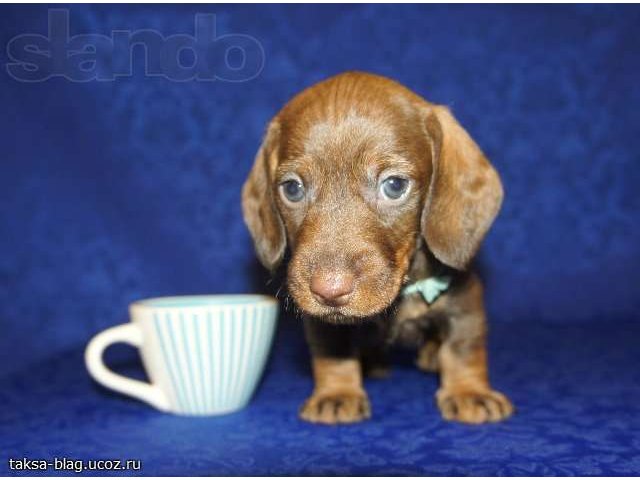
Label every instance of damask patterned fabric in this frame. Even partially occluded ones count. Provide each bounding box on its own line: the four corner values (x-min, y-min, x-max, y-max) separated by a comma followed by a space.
1, 322, 640, 476
1, 4, 639, 476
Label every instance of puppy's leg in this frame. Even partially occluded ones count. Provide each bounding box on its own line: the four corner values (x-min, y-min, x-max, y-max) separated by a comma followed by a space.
301, 357, 371, 424
436, 275, 514, 424
300, 318, 371, 424
416, 339, 441, 372
437, 339, 513, 423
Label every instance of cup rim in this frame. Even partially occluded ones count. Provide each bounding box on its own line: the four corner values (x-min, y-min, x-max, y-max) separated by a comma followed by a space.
130, 294, 278, 310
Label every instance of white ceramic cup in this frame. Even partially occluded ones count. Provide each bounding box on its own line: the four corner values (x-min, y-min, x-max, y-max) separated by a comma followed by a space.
85, 295, 278, 416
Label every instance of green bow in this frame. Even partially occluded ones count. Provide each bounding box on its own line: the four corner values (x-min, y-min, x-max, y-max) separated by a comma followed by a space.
401, 275, 452, 304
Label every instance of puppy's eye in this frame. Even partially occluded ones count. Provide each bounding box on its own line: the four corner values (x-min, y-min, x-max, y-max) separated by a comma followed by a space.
280, 179, 305, 203
380, 176, 410, 200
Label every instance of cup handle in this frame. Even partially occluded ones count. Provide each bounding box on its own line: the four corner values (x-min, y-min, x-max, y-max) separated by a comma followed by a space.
85, 323, 170, 412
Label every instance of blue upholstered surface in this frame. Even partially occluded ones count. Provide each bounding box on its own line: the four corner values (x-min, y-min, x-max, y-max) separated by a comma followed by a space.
2, 322, 640, 476
1, 4, 640, 476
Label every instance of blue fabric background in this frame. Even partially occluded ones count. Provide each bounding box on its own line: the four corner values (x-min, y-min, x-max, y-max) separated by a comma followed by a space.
1, 4, 639, 476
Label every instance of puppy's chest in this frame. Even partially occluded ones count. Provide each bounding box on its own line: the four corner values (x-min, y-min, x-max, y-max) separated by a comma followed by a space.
386, 247, 449, 347
388, 293, 438, 347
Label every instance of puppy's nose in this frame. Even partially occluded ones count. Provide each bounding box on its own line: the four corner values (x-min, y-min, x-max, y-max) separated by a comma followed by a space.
310, 270, 355, 307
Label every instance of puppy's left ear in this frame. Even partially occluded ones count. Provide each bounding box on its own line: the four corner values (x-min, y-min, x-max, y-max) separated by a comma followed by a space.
421, 106, 504, 270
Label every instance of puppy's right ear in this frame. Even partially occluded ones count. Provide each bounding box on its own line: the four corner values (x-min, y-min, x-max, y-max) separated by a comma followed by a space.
242, 121, 286, 271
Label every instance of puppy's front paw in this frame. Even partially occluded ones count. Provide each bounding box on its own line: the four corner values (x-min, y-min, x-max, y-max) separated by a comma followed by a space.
299, 390, 371, 424
437, 387, 514, 424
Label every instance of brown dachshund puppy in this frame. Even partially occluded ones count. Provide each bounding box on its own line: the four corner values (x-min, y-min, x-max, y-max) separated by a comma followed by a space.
242, 71, 513, 425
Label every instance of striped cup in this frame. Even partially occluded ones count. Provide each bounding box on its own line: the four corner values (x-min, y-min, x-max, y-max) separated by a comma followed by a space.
85, 295, 278, 415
